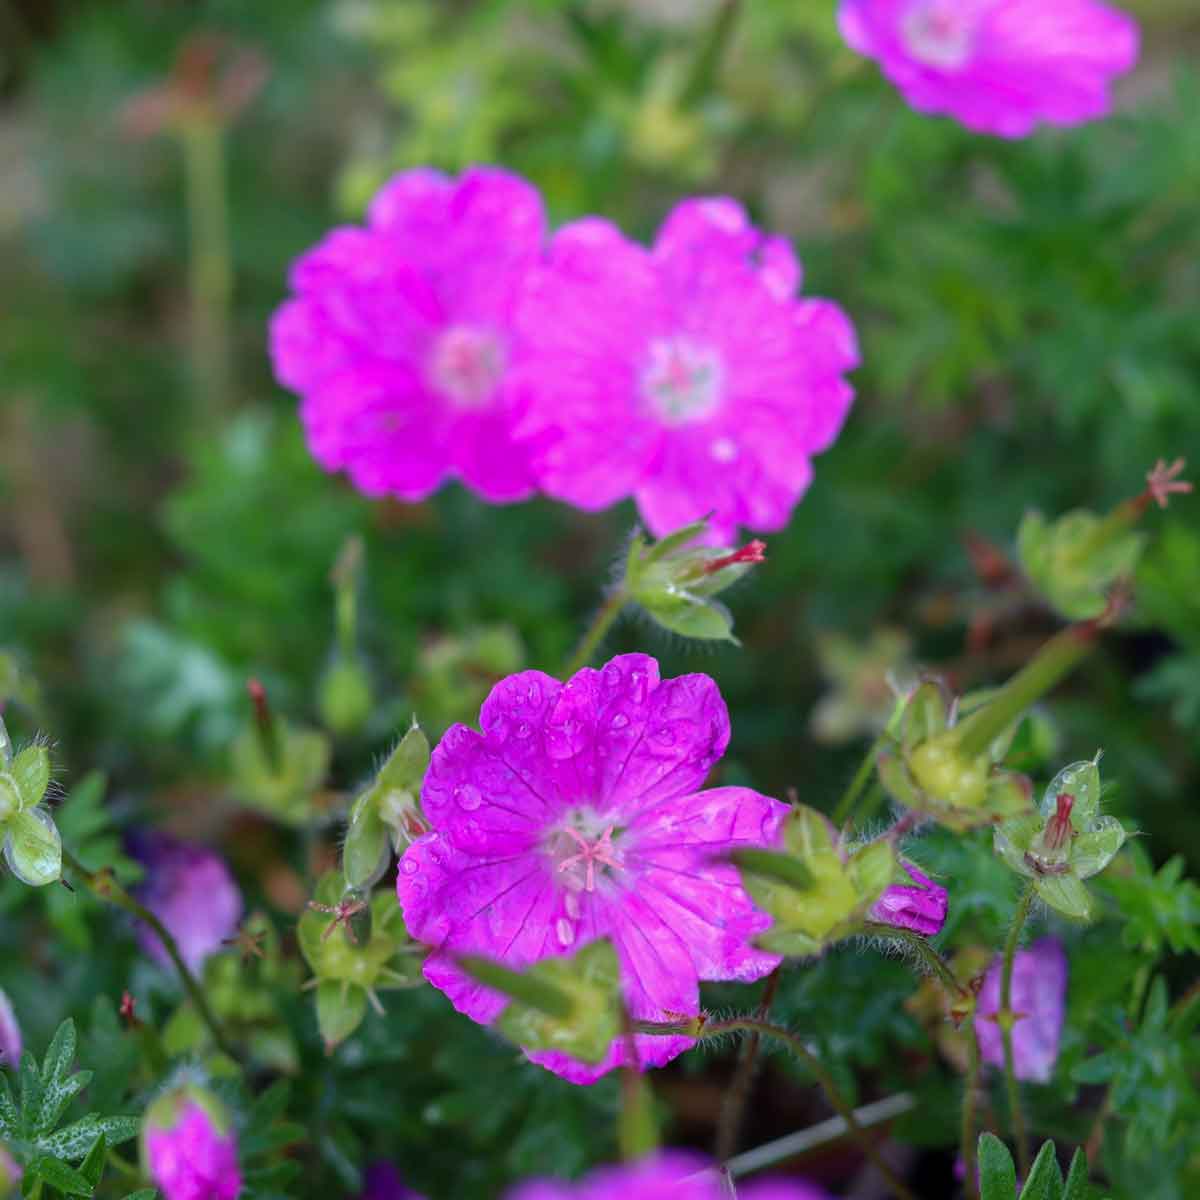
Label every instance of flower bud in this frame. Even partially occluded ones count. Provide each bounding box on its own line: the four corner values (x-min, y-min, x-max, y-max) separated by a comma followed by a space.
318, 653, 374, 738
0, 989, 21, 1071
623, 519, 766, 643
2, 807, 61, 887
0, 1144, 20, 1197
737, 805, 895, 957
142, 1085, 241, 1200
993, 756, 1125, 921
869, 861, 948, 937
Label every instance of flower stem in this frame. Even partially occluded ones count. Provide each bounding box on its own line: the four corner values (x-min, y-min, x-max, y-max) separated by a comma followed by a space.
861, 923, 965, 1000
563, 587, 628, 678
952, 625, 1098, 759
832, 731, 888, 825
703, 1017, 917, 1200
1000, 883, 1037, 1176
715, 967, 781, 1162
960, 1015, 982, 1200
60, 846, 238, 1061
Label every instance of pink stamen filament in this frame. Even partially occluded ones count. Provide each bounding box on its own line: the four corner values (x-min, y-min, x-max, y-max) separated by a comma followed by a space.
557, 825, 621, 892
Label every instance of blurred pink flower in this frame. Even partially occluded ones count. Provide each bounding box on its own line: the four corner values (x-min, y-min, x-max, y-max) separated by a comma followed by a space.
358, 1162, 425, 1200
0, 988, 20, 1071
145, 1097, 241, 1200
396, 653, 786, 1082
271, 167, 544, 504
870, 861, 948, 936
839, 0, 1138, 138
505, 1152, 831, 1198
134, 835, 242, 974
515, 197, 858, 544
975, 936, 1067, 1082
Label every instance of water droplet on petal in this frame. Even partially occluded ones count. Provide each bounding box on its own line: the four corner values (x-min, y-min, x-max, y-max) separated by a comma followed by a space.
400, 858, 419, 876
556, 917, 576, 947
611, 712, 629, 730
516, 722, 532, 739
456, 784, 482, 811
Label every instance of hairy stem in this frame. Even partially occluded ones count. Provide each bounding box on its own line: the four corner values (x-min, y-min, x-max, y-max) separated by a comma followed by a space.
703, 1018, 917, 1200
960, 1015, 982, 1200
563, 587, 628, 678
1001, 883, 1037, 1176
60, 847, 238, 1060
862, 923, 965, 1000
715, 967, 781, 1162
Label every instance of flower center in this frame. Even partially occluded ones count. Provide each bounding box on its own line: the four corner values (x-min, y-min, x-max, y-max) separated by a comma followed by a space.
640, 336, 724, 426
546, 811, 626, 894
902, 1, 979, 70
427, 324, 506, 409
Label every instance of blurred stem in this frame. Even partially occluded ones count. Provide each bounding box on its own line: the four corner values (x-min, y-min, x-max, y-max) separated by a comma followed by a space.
715, 967, 781, 1162
1000, 883, 1036, 1177
680, 0, 740, 106
862, 923, 965, 1000
618, 1008, 658, 1161
182, 117, 234, 422
702, 1017, 917, 1200
960, 1016, 982, 1200
953, 624, 1098, 759
563, 587, 628, 678
60, 846, 238, 1061
832, 731, 888, 825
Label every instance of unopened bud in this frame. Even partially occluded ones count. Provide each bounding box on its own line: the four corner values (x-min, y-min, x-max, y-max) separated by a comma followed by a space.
318, 655, 373, 738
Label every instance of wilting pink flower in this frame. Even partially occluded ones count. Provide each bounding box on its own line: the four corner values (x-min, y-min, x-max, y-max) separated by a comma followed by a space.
271, 167, 544, 504
838, 0, 1139, 138
134, 836, 242, 974
0, 988, 20, 1070
144, 1094, 241, 1200
397, 653, 786, 1082
870, 861, 948, 936
515, 198, 857, 544
359, 1162, 425, 1200
976, 936, 1067, 1082
505, 1152, 830, 1199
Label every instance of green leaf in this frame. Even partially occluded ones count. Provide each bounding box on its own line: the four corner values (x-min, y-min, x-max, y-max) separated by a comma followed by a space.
979, 1132, 1018, 1200
0, 1074, 17, 1136
79, 1133, 107, 1187
1062, 1150, 1091, 1200
39, 1115, 140, 1161
29, 1154, 95, 1196
1019, 1141, 1064, 1200
122, 1192, 159, 1200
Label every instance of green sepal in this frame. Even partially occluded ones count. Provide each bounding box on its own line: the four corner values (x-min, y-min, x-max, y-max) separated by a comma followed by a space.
3, 808, 62, 887
1034, 874, 1093, 922
315, 981, 368, 1053
11, 746, 50, 811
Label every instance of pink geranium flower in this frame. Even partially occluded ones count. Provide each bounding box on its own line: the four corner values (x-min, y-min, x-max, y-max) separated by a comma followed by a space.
396, 654, 787, 1082
976, 936, 1068, 1082
839, 0, 1139, 138
870, 861, 948, 936
505, 1152, 831, 1199
270, 167, 544, 503
515, 198, 858, 544
145, 1096, 241, 1200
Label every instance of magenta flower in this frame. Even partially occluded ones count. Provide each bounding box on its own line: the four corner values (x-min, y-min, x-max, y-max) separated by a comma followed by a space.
839, 0, 1139, 138
515, 198, 858, 544
144, 1095, 241, 1200
134, 836, 242, 974
976, 936, 1067, 1082
505, 1152, 830, 1199
359, 1162, 425, 1200
0, 1144, 21, 1194
270, 166, 544, 503
0, 988, 20, 1070
870, 861, 948, 936
396, 653, 787, 1082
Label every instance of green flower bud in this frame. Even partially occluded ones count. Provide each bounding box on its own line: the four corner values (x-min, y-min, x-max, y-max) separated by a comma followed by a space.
2, 807, 61, 887
463, 940, 624, 1066
317, 654, 374, 738
623, 519, 766, 644
736, 805, 895, 957
347, 725, 431, 866
993, 755, 1126, 921
1017, 507, 1145, 622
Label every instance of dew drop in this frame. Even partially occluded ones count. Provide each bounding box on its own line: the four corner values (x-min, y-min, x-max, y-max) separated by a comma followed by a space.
611, 712, 630, 730
516, 722, 532, 739
400, 858, 419, 876
456, 784, 483, 811
556, 918, 576, 947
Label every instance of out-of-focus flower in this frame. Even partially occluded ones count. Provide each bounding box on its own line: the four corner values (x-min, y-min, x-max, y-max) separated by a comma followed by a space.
0, 989, 20, 1070
975, 936, 1067, 1083
838, 0, 1138, 138
143, 1087, 241, 1200
0, 1144, 21, 1197
397, 654, 786, 1082
121, 32, 270, 139
504, 1151, 830, 1198
870, 860, 948, 936
994, 757, 1125, 921
810, 629, 913, 744
516, 197, 857, 544
271, 167, 545, 504
359, 1162, 425, 1200
133, 836, 243, 974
